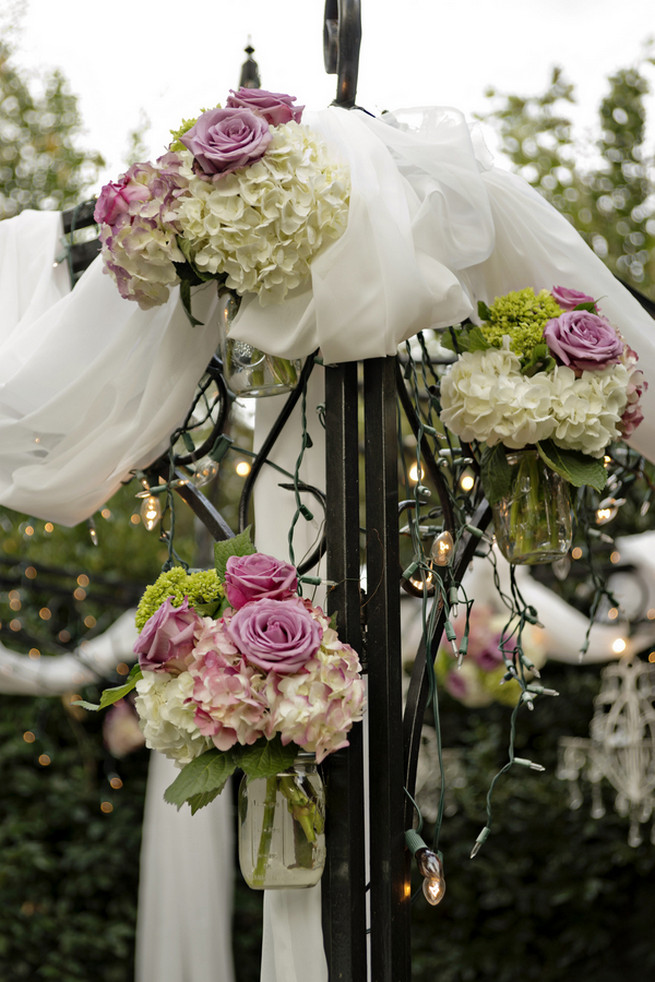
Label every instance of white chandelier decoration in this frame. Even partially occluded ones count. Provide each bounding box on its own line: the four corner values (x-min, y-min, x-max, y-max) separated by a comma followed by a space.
558, 656, 655, 847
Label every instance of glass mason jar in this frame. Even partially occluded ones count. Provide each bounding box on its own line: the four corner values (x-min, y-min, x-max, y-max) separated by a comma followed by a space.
491, 449, 572, 565
238, 754, 326, 890
217, 289, 303, 398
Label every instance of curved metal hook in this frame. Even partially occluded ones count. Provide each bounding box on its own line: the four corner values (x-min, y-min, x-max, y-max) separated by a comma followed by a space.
323, 0, 362, 108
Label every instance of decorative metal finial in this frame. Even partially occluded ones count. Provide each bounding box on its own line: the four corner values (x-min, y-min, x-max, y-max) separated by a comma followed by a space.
239, 37, 261, 89
323, 0, 361, 108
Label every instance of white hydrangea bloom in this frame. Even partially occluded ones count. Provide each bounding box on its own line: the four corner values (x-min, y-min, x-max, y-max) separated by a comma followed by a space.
174, 122, 350, 304
439, 347, 554, 448
134, 670, 211, 765
549, 364, 629, 456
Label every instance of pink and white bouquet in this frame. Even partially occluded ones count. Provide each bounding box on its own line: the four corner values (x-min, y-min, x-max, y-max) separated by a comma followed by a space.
439, 286, 647, 498
435, 604, 545, 708
93, 88, 350, 318
82, 531, 364, 812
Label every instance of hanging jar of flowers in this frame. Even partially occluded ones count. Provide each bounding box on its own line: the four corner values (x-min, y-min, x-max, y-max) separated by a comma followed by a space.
77, 530, 364, 890
439, 286, 646, 564
216, 289, 302, 397
490, 448, 572, 565
238, 752, 326, 889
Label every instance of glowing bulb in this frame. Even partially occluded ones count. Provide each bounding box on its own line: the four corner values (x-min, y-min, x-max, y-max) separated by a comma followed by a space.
459, 470, 475, 492
416, 848, 446, 906
235, 460, 251, 477
430, 530, 454, 567
140, 494, 162, 531
192, 460, 219, 488
596, 501, 619, 525
611, 637, 627, 655
408, 463, 424, 484
405, 831, 446, 907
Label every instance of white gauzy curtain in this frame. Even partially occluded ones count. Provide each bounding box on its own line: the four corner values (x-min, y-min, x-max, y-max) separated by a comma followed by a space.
252, 371, 329, 982
0, 210, 220, 526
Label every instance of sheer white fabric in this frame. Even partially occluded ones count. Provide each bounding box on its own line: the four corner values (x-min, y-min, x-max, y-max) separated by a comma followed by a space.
230, 108, 655, 459
0, 211, 220, 526
252, 371, 329, 982
135, 752, 236, 982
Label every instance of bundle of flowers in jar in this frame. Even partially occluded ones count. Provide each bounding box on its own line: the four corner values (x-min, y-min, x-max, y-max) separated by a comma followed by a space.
79, 531, 364, 845
93, 88, 351, 395
438, 286, 647, 564
435, 604, 546, 708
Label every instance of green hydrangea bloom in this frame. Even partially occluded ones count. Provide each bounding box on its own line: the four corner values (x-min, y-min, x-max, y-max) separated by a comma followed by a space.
168, 106, 221, 152
479, 288, 563, 359
135, 567, 223, 631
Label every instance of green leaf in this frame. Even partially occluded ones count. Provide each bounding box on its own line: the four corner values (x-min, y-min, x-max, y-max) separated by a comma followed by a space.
477, 300, 492, 321
440, 324, 491, 355
192, 599, 223, 618
520, 342, 556, 377
187, 788, 224, 815
214, 527, 256, 581
235, 735, 298, 781
74, 664, 142, 712
178, 278, 203, 328
480, 444, 514, 506
536, 440, 607, 491
163, 749, 236, 810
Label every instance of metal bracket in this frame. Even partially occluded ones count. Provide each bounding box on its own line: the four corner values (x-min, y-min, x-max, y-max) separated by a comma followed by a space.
323, 0, 362, 108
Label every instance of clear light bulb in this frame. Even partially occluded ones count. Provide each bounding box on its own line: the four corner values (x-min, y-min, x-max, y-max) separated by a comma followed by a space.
192, 460, 219, 488
430, 530, 454, 567
140, 494, 162, 531
416, 848, 446, 906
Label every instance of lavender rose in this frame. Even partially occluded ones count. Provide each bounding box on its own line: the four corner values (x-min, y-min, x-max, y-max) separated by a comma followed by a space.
551, 285, 597, 311
226, 87, 304, 125
134, 597, 203, 675
544, 310, 624, 372
180, 107, 272, 178
227, 598, 322, 674
224, 553, 298, 610
94, 175, 151, 226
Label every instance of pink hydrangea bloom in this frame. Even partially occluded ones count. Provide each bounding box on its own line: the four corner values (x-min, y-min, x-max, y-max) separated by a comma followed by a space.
188, 629, 268, 751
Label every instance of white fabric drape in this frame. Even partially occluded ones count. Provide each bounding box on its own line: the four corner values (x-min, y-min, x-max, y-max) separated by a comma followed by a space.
0, 211, 220, 526
228, 105, 655, 442
252, 371, 329, 982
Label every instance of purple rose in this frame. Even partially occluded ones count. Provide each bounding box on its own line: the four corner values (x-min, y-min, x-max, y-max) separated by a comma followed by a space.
134, 597, 203, 674
94, 175, 151, 226
551, 285, 597, 311
543, 310, 624, 372
226, 87, 304, 126
227, 598, 323, 674
224, 553, 298, 609
180, 107, 272, 178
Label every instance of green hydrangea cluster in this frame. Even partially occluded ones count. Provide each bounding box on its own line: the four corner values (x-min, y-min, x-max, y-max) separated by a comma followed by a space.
135, 567, 223, 631
168, 106, 221, 152
479, 288, 563, 358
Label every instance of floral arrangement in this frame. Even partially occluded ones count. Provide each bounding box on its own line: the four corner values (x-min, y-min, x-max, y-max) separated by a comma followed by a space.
81, 531, 365, 813
435, 604, 546, 708
439, 286, 646, 499
93, 88, 350, 317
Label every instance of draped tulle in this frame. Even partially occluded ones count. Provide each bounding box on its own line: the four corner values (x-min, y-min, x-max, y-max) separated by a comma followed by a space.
0, 211, 220, 526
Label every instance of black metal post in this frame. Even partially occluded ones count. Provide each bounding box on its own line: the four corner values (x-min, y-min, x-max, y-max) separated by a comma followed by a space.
364, 357, 411, 981
323, 362, 367, 980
